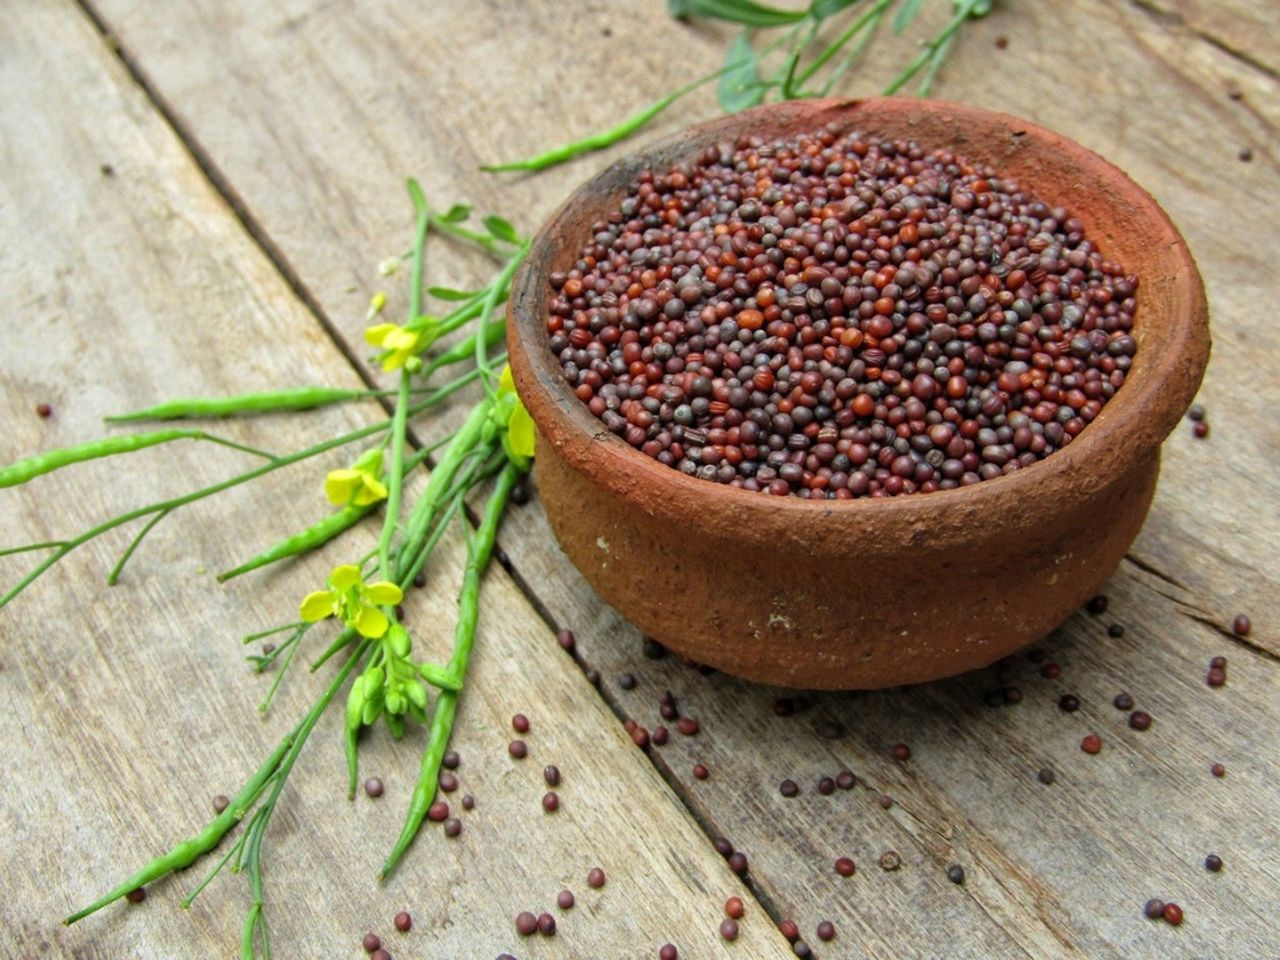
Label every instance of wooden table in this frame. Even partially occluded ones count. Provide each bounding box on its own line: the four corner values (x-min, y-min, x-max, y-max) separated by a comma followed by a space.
3, 2, 1277, 957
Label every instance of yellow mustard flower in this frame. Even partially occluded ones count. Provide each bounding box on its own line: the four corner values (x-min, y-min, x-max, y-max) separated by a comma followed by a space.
496, 364, 536, 467
324, 447, 388, 507
299, 564, 403, 639
364, 322, 425, 372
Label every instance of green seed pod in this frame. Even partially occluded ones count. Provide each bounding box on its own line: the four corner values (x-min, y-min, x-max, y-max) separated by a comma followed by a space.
361, 697, 383, 727
386, 690, 405, 715
386, 713, 406, 740
363, 665, 384, 691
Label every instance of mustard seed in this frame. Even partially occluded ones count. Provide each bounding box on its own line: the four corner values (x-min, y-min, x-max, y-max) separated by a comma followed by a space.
509, 739, 528, 759
427, 801, 448, 822
835, 857, 856, 877
556, 628, 575, 652
892, 743, 911, 761
515, 911, 537, 936
511, 713, 530, 733
394, 911, 412, 932
1129, 710, 1152, 731
364, 777, 384, 798
557, 889, 575, 909
878, 850, 901, 871
544, 764, 561, 786
1163, 902, 1184, 925
587, 866, 607, 888
538, 912, 556, 936
1086, 595, 1109, 615
719, 918, 739, 941
1205, 853, 1223, 872
660, 945, 678, 960
724, 896, 745, 919
362, 932, 381, 952
1059, 694, 1081, 712
1211, 762, 1226, 778
444, 818, 462, 838
212, 794, 229, 814
1231, 615, 1251, 637
1113, 692, 1134, 710
125, 887, 145, 904
35, 402, 53, 418
729, 852, 749, 876
1038, 767, 1056, 785
816, 920, 836, 941
836, 770, 855, 790
780, 778, 799, 797
947, 864, 966, 884
1081, 733, 1102, 754
1143, 898, 1164, 920
542, 792, 560, 812
779, 919, 800, 942
693, 763, 709, 780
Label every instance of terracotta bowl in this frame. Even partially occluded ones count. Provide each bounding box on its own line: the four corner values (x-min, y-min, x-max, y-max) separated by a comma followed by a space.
507, 98, 1209, 690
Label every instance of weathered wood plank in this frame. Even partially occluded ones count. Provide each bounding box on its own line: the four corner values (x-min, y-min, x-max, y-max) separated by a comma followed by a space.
1132, 0, 1280, 77
64, 0, 1280, 956
0, 4, 792, 957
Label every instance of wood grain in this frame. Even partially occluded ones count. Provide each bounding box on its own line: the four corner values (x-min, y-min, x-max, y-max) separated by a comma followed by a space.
8, 0, 1279, 956
0, 4, 793, 957
1134, 0, 1280, 77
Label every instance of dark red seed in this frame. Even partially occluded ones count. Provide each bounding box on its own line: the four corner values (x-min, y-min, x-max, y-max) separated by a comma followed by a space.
1143, 898, 1165, 920
1211, 762, 1226, 778
442, 750, 460, 770
538, 912, 556, 936
1239, 147, 1253, 162
394, 911, 412, 932
371, 949, 391, 960
817, 776, 835, 795
1231, 615, 1251, 637
1004, 687, 1023, 705
1193, 421, 1210, 439
364, 777, 384, 798
1081, 733, 1103, 754
444, 818, 462, 838
994, 34, 1009, 49
779, 919, 800, 942
439, 771, 458, 793
556, 628, 576, 652
1206, 668, 1226, 687
878, 794, 893, 809
631, 726, 650, 749
677, 717, 700, 736
363, 932, 381, 952
1205, 854, 1223, 872
652, 725, 670, 746
714, 838, 734, 858
728, 852, 749, 876
891, 742, 911, 761
515, 911, 538, 936
1041, 663, 1062, 679
35, 402, 53, 418
544, 764, 561, 786
660, 945, 678, 960
512, 713, 530, 733
1059, 693, 1081, 712
509, 739, 528, 759
212, 794, 230, 814
719, 918, 739, 941
585, 668, 600, 686
542, 791, 560, 813
836, 770, 856, 790
1163, 902, 1183, 925
557, 889, 575, 909
461, 794, 475, 810
780, 778, 799, 797
835, 857, 856, 877
693, 763, 709, 780
427, 801, 449, 822
125, 887, 145, 904
1210, 655, 1227, 669
1128, 710, 1152, 731
816, 920, 836, 941
1113, 692, 1134, 710
587, 867, 607, 888
724, 896, 745, 919
1086, 595, 1108, 615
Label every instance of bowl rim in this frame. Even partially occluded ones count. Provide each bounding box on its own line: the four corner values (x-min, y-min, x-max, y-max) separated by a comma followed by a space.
507, 96, 1209, 531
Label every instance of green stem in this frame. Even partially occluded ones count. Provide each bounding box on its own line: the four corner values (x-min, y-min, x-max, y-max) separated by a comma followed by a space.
882, 0, 974, 95
106, 509, 170, 586
475, 247, 528, 396
377, 372, 412, 582
381, 463, 519, 877
794, 0, 894, 88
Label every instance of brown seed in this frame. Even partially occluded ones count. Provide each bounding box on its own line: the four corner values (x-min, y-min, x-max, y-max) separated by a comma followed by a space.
364, 777, 385, 798
994, 35, 1009, 49
891, 743, 911, 761
1210, 655, 1227, 670
515, 911, 538, 936
444, 817, 462, 838
725, 896, 745, 919
544, 764, 561, 786
816, 920, 836, 941
652, 725, 670, 746
1128, 710, 1152, 731
509, 739, 528, 759
1206, 667, 1226, 688
1231, 615, 1251, 637
878, 794, 893, 809
817, 776, 835, 795
779, 919, 800, 942
1081, 733, 1103, 754
1163, 902, 1184, 925
1239, 147, 1253, 162
538, 912, 556, 936
1041, 662, 1062, 679
878, 850, 901, 871
618, 673, 637, 690
728, 852, 749, 876
780, 778, 799, 797
557, 889, 575, 909
442, 750, 460, 770
427, 801, 449, 822
631, 726, 650, 749
660, 945, 679, 960
1205, 853, 1223, 872
1059, 693, 1081, 712
438, 771, 458, 793
1113, 692, 1134, 710
1211, 762, 1226, 778
363, 932, 381, 952
1086, 595, 1109, 615
677, 717, 700, 736
556, 628, 576, 652
693, 763, 709, 780
371, 950, 391, 960
542, 791, 560, 813
719, 918, 739, 941
587, 866, 607, 888
394, 911, 412, 932
836, 770, 856, 790
125, 887, 145, 904
35, 402, 53, 418
461, 794, 475, 810
512, 713, 530, 733
835, 857, 856, 877
1143, 898, 1165, 919
1038, 767, 1056, 785
212, 794, 230, 814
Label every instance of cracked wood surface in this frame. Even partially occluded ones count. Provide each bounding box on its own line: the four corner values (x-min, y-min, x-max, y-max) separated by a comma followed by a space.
4, 0, 1278, 957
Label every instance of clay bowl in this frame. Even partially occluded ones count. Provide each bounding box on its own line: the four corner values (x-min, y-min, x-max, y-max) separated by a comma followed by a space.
507, 97, 1209, 690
